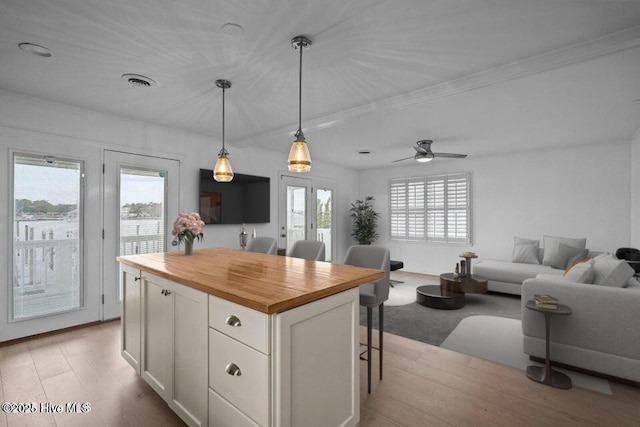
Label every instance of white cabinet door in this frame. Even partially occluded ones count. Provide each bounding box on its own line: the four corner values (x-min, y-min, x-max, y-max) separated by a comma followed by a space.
141, 277, 172, 400
170, 280, 208, 427
272, 288, 360, 427
140, 272, 208, 427
121, 265, 141, 374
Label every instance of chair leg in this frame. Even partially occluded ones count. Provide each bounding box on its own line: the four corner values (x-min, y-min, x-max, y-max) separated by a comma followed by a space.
379, 303, 384, 381
367, 306, 372, 394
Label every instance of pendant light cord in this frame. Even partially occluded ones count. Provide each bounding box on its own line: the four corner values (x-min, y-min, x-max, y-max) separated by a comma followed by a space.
222, 85, 226, 151
298, 40, 303, 135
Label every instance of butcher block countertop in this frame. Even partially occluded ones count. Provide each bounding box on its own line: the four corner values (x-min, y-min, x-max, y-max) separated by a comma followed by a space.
118, 247, 384, 314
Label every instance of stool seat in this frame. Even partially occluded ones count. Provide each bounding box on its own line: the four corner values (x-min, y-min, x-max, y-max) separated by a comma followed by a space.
390, 260, 404, 271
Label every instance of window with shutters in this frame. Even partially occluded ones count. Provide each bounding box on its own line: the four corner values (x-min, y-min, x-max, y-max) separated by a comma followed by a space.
389, 173, 471, 243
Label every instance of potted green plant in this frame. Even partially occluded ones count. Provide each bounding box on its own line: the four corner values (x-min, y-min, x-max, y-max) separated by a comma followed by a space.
349, 196, 379, 245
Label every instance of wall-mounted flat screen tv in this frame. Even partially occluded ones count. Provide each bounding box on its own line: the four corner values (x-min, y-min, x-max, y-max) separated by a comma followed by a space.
199, 169, 270, 224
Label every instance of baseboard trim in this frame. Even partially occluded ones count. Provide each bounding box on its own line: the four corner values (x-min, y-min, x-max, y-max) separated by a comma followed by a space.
529, 355, 640, 388
0, 319, 119, 348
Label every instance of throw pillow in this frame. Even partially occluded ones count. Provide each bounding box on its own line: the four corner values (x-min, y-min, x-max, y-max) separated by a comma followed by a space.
593, 254, 635, 288
542, 235, 587, 267
512, 237, 540, 264
564, 260, 595, 283
550, 243, 589, 270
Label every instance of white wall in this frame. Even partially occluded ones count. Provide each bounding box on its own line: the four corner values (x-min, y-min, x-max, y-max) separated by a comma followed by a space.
0, 90, 358, 259
631, 128, 640, 248
0, 90, 358, 339
358, 141, 631, 275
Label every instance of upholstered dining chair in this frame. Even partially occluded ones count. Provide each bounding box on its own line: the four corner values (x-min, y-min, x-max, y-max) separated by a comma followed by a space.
343, 245, 390, 394
246, 236, 278, 255
287, 240, 326, 261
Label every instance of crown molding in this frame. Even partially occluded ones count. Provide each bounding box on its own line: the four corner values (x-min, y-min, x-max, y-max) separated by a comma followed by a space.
232, 25, 640, 148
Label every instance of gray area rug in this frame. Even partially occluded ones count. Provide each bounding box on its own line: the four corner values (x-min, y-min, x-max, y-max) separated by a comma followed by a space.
358, 277, 522, 346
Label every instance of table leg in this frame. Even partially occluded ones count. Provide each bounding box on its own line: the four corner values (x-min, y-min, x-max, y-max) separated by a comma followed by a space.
526, 311, 572, 389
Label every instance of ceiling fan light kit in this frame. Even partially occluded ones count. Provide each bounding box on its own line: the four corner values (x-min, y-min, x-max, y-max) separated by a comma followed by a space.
214, 79, 234, 182
287, 35, 312, 173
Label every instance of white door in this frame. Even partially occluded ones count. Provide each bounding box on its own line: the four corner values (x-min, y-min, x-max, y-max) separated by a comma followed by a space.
5, 152, 100, 341
278, 175, 336, 261
103, 150, 180, 319
279, 175, 311, 255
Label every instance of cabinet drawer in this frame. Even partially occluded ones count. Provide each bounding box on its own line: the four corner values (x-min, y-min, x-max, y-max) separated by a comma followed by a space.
209, 329, 269, 426
209, 295, 270, 354
209, 388, 260, 427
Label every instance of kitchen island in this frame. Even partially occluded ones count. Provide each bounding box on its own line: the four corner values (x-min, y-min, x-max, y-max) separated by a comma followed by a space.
118, 247, 384, 427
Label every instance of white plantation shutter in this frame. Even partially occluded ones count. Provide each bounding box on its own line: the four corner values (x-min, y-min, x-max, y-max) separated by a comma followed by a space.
445, 174, 470, 242
390, 173, 471, 243
390, 178, 424, 240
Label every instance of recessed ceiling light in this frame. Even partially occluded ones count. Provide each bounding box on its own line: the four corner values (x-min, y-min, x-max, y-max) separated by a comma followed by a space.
222, 23, 244, 36
18, 42, 52, 58
357, 150, 373, 155
121, 73, 157, 87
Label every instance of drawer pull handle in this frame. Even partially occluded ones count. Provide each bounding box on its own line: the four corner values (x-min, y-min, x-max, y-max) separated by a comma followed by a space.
225, 315, 242, 327
225, 363, 242, 377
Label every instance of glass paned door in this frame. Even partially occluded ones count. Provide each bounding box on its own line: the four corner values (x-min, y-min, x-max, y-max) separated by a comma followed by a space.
103, 151, 179, 320
279, 176, 335, 261
12, 154, 83, 320
316, 188, 333, 261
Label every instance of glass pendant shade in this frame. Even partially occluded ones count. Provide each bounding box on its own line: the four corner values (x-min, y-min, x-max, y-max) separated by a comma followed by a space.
288, 139, 311, 172
214, 151, 233, 182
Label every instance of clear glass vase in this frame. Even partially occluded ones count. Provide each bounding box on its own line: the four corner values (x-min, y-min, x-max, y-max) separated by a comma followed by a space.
184, 240, 193, 256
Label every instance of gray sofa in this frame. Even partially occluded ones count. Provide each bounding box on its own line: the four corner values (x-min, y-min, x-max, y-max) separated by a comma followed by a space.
521, 275, 640, 383
473, 258, 562, 295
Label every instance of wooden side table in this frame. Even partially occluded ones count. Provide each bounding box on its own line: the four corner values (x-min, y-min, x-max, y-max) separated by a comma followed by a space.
525, 300, 572, 389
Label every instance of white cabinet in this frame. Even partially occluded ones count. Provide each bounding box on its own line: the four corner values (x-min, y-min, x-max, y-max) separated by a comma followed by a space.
208, 287, 360, 427
120, 264, 141, 374
140, 272, 208, 427
272, 288, 360, 427
122, 267, 360, 427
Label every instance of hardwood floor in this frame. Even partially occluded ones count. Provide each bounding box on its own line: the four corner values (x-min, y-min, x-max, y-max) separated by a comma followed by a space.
1, 297, 639, 426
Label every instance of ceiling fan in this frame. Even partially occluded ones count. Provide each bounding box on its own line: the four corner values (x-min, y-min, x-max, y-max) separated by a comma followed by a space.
392, 140, 467, 163
391, 139, 467, 163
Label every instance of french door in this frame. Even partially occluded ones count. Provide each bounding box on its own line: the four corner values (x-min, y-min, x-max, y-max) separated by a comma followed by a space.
102, 151, 180, 319
278, 175, 335, 261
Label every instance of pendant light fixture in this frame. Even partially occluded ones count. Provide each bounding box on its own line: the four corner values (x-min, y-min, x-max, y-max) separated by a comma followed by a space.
214, 79, 234, 182
287, 35, 312, 172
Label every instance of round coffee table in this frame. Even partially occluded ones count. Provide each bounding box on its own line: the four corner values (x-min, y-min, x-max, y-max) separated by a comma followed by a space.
416, 285, 465, 310
416, 273, 488, 310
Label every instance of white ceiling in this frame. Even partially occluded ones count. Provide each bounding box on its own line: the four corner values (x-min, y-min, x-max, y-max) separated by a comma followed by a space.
1, 0, 640, 169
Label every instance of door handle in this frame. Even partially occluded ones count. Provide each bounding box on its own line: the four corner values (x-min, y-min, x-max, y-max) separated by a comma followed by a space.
280, 233, 286, 238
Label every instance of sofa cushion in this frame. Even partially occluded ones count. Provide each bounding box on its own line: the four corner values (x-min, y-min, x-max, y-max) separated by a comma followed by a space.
564, 260, 595, 283
550, 243, 589, 270
512, 236, 540, 264
593, 254, 635, 288
542, 235, 587, 267
474, 260, 563, 285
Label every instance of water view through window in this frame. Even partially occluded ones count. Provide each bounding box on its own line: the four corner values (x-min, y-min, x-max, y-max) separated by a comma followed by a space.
13, 155, 83, 320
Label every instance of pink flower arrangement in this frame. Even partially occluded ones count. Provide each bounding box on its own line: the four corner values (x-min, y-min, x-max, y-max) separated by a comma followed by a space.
172, 212, 205, 244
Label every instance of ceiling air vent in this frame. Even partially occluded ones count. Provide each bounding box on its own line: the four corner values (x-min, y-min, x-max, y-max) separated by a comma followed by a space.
121, 73, 157, 87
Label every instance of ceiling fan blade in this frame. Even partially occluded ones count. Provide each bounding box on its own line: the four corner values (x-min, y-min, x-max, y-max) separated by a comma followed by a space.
433, 152, 467, 158
391, 156, 414, 163
413, 145, 428, 154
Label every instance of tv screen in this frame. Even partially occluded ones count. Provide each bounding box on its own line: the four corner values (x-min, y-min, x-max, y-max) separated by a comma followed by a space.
199, 169, 270, 224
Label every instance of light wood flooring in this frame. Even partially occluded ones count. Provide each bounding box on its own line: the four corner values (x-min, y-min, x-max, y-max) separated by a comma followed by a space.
1, 278, 639, 426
